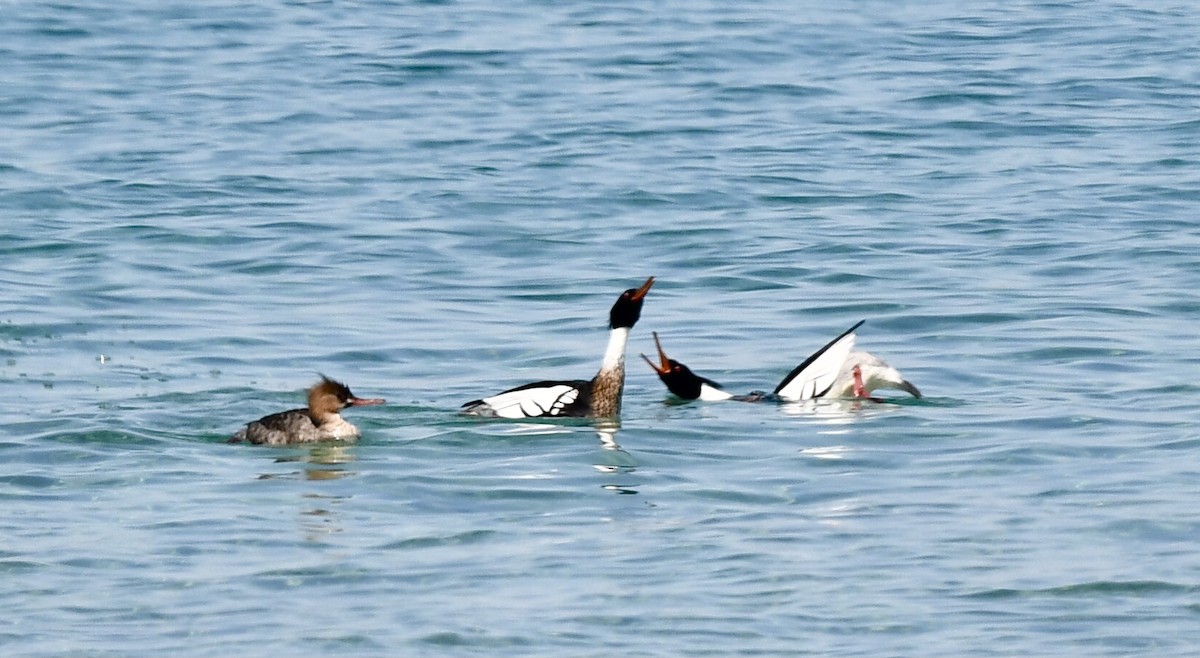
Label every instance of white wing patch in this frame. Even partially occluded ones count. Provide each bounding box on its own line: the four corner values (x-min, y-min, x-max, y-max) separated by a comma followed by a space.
775, 332, 857, 402
480, 384, 581, 419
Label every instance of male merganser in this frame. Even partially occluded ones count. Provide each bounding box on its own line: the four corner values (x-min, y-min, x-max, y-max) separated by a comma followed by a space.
461, 277, 654, 419
643, 320, 921, 403
230, 376, 385, 445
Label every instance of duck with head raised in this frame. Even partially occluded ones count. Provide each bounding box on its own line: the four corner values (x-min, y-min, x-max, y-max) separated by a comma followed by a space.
462, 276, 655, 419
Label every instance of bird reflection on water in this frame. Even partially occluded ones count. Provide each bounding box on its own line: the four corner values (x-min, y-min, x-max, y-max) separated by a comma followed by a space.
247, 444, 355, 542
592, 420, 640, 495
256, 443, 357, 481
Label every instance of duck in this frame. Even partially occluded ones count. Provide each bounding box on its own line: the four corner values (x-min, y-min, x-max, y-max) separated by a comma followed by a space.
230, 375, 385, 445
461, 277, 654, 419
643, 320, 921, 403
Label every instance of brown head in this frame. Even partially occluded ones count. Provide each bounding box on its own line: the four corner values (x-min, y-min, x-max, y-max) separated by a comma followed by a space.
307, 375, 386, 419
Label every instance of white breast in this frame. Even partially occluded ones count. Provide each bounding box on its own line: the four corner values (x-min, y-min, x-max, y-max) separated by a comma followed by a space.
698, 382, 735, 401
319, 415, 361, 439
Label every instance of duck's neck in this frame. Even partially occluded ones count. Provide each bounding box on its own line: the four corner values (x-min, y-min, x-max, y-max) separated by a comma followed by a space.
310, 408, 343, 425
590, 327, 629, 417
308, 407, 360, 438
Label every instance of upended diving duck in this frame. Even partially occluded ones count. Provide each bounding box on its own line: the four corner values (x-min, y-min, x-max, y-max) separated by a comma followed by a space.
642, 320, 921, 403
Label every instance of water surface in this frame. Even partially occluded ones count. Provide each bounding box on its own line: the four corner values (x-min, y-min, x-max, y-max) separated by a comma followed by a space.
3, 1, 1200, 656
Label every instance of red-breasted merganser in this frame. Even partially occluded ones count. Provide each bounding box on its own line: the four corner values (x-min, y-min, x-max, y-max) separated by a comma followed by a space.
230, 376, 385, 445
643, 320, 921, 403
461, 277, 654, 419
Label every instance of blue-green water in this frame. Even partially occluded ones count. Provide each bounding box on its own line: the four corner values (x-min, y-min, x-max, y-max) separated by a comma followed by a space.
4, 1, 1200, 656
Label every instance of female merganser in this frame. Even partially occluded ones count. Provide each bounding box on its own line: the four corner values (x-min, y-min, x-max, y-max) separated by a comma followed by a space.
461, 277, 655, 419
230, 376, 385, 445
643, 320, 921, 403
